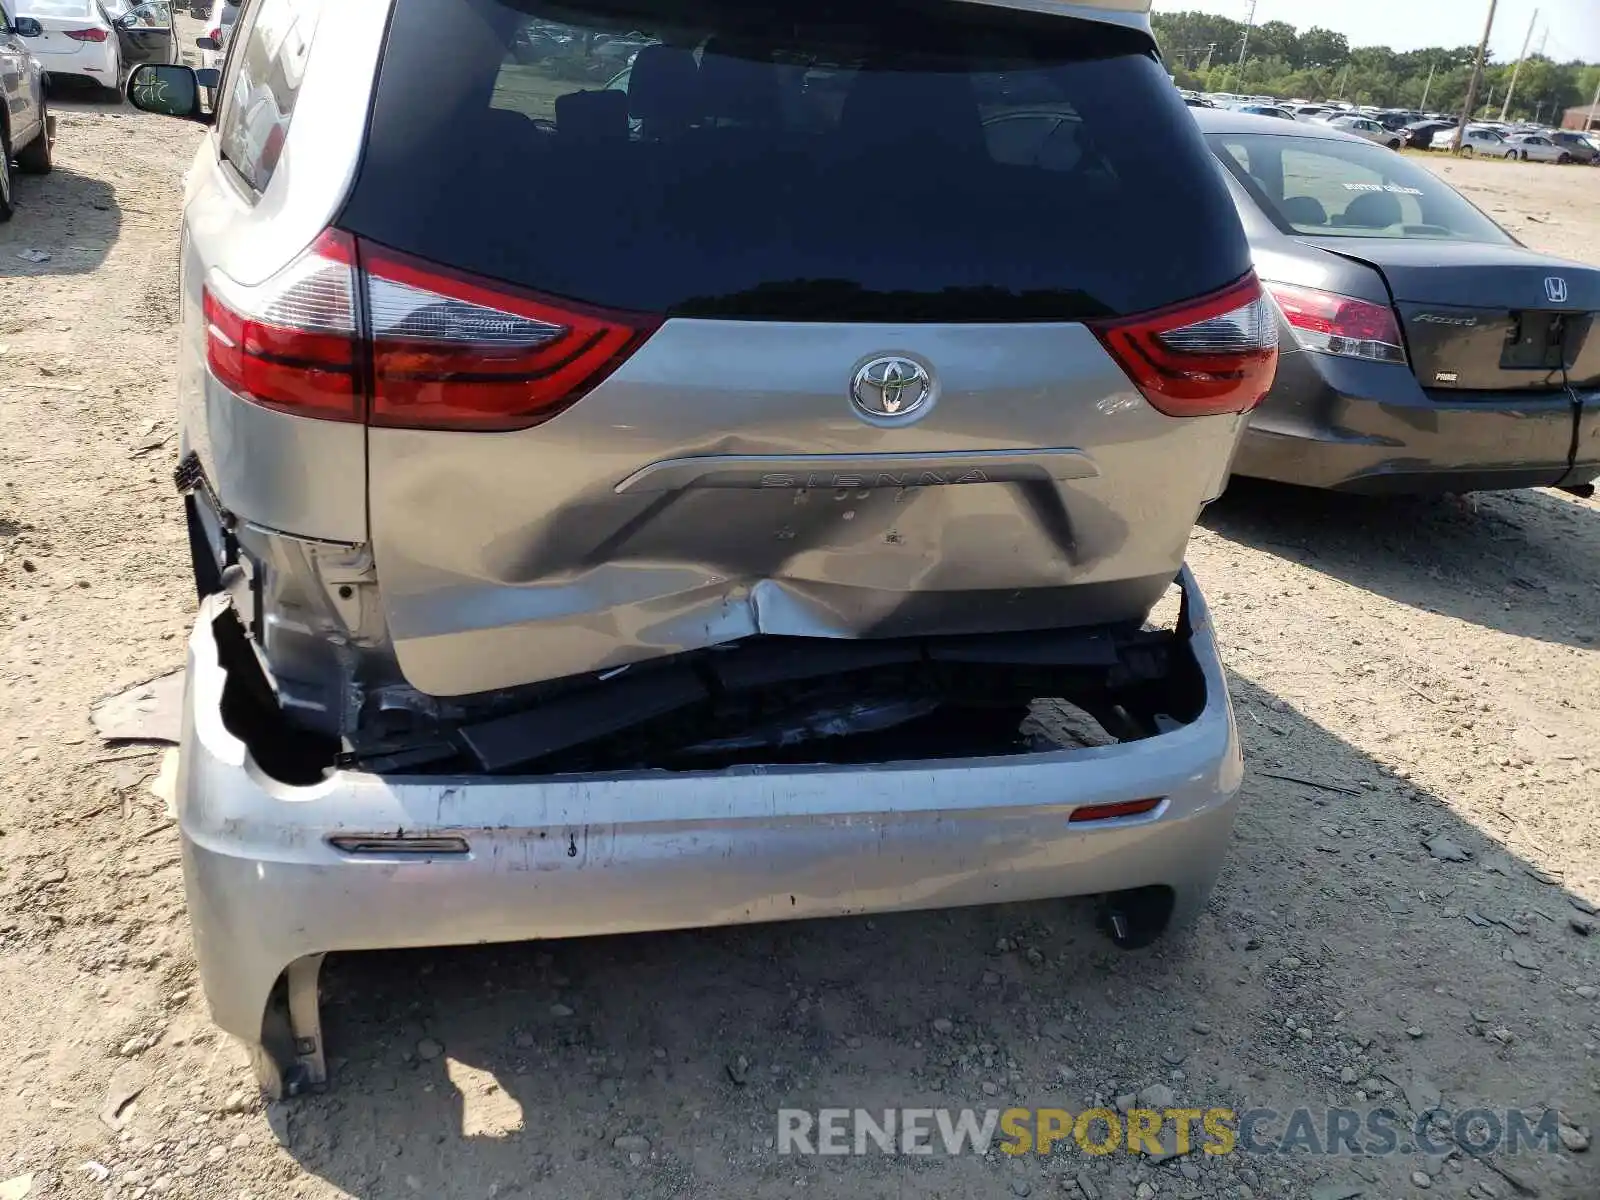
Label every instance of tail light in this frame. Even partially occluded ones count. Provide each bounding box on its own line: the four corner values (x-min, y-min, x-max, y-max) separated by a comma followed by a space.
65, 26, 110, 41
201, 233, 659, 431
202, 230, 361, 421
1090, 273, 1278, 417
362, 244, 659, 431
206, 25, 222, 41
1265, 282, 1408, 365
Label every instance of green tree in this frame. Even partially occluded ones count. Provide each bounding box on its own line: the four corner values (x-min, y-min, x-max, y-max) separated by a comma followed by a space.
1298, 27, 1351, 69
1151, 9, 1596, 121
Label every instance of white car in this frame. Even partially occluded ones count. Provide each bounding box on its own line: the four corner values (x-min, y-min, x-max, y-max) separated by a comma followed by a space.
1432, 126, 1507, 156
17, 0, 173, 96
196, 0, 234, 72
1322, 114, 1403, 150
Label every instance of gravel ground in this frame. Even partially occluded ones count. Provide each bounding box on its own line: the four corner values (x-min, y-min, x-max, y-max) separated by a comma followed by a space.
0, 85, 1596, 1200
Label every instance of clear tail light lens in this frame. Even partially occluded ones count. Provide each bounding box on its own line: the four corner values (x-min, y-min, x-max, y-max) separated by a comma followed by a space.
202, 230, 362, 422
1090, 274, 1279, 417
361, 244, 660, 431
1265, 282, 1408, 365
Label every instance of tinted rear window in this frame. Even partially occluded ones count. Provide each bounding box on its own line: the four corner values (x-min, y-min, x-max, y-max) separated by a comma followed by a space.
345, 0, 1249, 321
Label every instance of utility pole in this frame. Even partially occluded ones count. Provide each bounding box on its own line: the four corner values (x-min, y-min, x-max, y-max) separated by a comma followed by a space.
1421, 61, 1437, 109
1589, 73, 1600, 132
1202, 41, 1216, 71
1336, 62, 1350, 99
1454, 0, 1498, 155
1500, 8, 1537, 120
1237, 0, 1257, 68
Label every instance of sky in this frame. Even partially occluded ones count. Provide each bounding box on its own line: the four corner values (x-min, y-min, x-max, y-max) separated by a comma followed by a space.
1152, 0, 1600, 64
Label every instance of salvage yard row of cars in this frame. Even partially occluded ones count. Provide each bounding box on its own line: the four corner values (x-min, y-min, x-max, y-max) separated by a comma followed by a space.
6, 0, 1599, 1095
1187, 90, 1600, 161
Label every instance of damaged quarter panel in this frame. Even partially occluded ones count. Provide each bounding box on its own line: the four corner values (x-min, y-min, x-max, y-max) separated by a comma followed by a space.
368, 321, 1244, 697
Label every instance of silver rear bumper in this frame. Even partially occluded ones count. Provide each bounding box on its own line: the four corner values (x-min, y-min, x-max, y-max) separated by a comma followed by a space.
177, 567, 1242, 1092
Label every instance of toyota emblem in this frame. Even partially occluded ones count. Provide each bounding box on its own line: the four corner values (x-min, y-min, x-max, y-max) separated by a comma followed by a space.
851, 356, 934, 422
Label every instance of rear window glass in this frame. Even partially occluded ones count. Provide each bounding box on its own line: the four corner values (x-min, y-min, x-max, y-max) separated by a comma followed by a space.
345, 0, 1249, 321
1210, 132, 1511, 244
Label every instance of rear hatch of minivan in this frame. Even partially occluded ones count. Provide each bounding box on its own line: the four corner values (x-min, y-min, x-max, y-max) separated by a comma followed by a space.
332, 0, 1266, 697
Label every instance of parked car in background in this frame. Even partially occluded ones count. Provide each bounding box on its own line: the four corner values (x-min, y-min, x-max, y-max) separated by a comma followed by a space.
17, 0, 172, 97
1550, 130, 1599, 164
1432, 125, 1507, 155
1, 0, 54, 218
1231, 102, 1296, 120
127, 0, 1271, 1098
1403, 119, 1455, 149
195, 0, 233, 73
1322, 113, 1403, 149
1502, 132, 1574, 163
1198, 109, 1599, 495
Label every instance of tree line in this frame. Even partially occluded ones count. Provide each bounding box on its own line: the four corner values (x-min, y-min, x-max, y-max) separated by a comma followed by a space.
1154, 10, 1600, 123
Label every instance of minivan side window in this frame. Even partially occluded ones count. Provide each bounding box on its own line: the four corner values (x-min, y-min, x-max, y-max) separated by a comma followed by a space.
215, 0, 322, 194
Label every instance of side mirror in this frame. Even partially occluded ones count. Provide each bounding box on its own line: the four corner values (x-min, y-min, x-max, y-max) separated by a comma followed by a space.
13, 16, 43, 36
196, 35, 219, 50
127, 63, 210, 123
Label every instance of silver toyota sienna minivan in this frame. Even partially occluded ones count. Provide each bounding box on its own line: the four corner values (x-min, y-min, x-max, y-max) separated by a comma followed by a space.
129, 0, 1274, 1096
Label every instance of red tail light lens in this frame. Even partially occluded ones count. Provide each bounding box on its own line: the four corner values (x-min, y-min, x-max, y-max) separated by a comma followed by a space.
1069, 798, 1164, 823
360, 244, 660, 431
65, 26, 110, 41
202, 230, 362, 422
1265, 282, 1408, 365
201, 233, 660, 430
206, 25, 222, 41
1091, 274, 1279, 417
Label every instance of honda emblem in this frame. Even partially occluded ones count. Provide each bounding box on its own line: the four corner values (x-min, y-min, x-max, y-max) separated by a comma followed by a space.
1544, 276, 1569, 304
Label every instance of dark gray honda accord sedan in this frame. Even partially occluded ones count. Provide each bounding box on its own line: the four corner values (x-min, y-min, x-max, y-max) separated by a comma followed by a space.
1194, 108, 1600, 494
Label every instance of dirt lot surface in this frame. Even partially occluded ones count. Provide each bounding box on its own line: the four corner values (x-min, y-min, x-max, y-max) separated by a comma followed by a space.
1, 90, 1597, 1200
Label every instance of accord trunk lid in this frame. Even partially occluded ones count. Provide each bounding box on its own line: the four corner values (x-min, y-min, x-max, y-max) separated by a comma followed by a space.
1310, 237, 1600, 392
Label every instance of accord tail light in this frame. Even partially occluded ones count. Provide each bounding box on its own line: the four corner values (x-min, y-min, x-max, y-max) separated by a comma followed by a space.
201, 233, 660, 432
1265, 282, 1408, 365
1091, 273, 1279, 417
64, 26, 110, 40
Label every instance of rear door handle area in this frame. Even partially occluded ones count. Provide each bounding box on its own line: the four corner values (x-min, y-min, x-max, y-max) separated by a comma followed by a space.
614, 449, 1099, 494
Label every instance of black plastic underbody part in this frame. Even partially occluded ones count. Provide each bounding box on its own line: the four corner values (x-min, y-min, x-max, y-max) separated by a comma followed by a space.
321, 609, 1204, 779
457, 666, 710, 773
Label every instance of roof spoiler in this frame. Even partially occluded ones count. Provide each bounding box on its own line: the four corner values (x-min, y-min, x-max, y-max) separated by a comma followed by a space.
953, 0, 1154, 35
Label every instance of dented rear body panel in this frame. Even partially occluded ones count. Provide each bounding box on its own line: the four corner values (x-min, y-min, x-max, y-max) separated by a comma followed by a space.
368, 321, 1241, 696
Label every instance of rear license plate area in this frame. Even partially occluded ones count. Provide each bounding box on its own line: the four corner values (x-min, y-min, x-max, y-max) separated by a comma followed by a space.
1500, 312, 1568, 371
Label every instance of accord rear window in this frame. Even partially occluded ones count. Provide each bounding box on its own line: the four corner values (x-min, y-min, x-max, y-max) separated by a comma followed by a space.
1210, 132, 1512, 244
343, 0, 1250, 321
